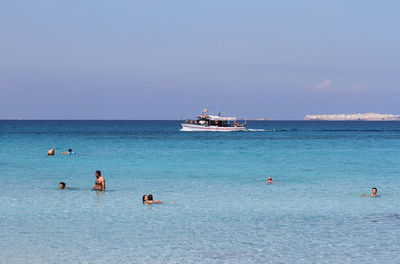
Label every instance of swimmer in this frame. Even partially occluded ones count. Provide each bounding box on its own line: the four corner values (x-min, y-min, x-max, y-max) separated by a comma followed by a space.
59, 182, 66, 189
147, 194, 163, 204
142, 194, 163, 204
93, 170, 105, 191
267, 176, 274, 183
48, 148, 55, 155
142, 194, 149, 204
62, 148, 75, 155
361, 187, 378, 197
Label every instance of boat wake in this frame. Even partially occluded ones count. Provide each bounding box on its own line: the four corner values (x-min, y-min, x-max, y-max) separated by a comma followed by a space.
245, 128, 294, 132
246, 129, 267, 132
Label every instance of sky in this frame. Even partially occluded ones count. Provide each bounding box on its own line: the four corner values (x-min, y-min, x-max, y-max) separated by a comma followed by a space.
0, 0, 399, 120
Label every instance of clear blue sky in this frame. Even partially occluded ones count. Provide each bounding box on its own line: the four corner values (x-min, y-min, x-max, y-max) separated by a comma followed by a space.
1, 0, 399, 119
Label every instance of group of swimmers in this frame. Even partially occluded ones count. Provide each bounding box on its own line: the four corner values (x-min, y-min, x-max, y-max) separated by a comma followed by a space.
57, 167, 164, 204
58, 170, 106, 191
49, 148, 166, 203
49, 148, 111, 194
48, 147, 75, 155
52, 148, 378, 201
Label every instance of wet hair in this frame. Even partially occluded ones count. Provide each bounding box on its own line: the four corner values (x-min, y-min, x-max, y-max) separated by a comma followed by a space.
142, 195, 147, 203
68, 149, 72, 152
59, 182, 66, 187
147, 194, 153, 201
372, 187, 377, 192
96, 170, 101, 176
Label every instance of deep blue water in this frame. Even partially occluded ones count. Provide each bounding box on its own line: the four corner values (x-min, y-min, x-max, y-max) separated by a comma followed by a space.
0, 121, 399, 263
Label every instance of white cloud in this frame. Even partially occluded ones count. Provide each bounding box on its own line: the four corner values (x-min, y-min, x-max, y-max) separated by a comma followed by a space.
313, 80, 332, 90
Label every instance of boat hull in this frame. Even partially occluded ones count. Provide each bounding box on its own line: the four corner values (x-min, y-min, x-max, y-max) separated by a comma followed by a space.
181, 123, 246, 132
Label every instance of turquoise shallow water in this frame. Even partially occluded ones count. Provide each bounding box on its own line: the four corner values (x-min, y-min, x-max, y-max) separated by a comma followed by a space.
0, 120, 400, 263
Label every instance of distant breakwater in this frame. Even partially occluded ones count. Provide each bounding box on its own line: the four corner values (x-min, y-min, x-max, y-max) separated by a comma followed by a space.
305, 113, 400, 121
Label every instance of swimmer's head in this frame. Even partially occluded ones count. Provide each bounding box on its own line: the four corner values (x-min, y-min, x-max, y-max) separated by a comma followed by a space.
267, 177, 272, 181
59, 182, 66, 189
95, 170, 101, 177
68, 149, 72, 152
142, 195, 148, 203
147, 194, 153, 201
372, 187, 377, 196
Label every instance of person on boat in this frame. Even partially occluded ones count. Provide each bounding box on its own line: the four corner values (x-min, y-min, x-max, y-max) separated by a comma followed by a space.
48, 148, 55, 155
361, 187, 378, 197
267, 177, 274, 183
62, 148, 75, 155
93, 170, 105, 191
59, 182, 66, 189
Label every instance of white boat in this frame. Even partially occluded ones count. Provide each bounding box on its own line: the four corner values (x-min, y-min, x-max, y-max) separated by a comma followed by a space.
181, 112, 246, 132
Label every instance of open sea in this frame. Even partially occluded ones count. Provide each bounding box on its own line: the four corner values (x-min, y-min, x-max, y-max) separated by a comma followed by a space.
0, 120, 399, 263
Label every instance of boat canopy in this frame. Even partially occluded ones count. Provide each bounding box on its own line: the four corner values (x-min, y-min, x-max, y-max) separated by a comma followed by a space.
200, 115, 236, 121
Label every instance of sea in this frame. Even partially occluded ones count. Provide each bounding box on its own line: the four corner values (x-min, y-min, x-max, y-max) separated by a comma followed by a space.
0, 120, 399, 263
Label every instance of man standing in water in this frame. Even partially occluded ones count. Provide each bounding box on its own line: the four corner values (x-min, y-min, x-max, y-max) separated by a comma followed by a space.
93, 170, 105, 191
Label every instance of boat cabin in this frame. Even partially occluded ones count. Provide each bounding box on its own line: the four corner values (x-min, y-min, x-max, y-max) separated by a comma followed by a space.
184, 114, 244, 127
